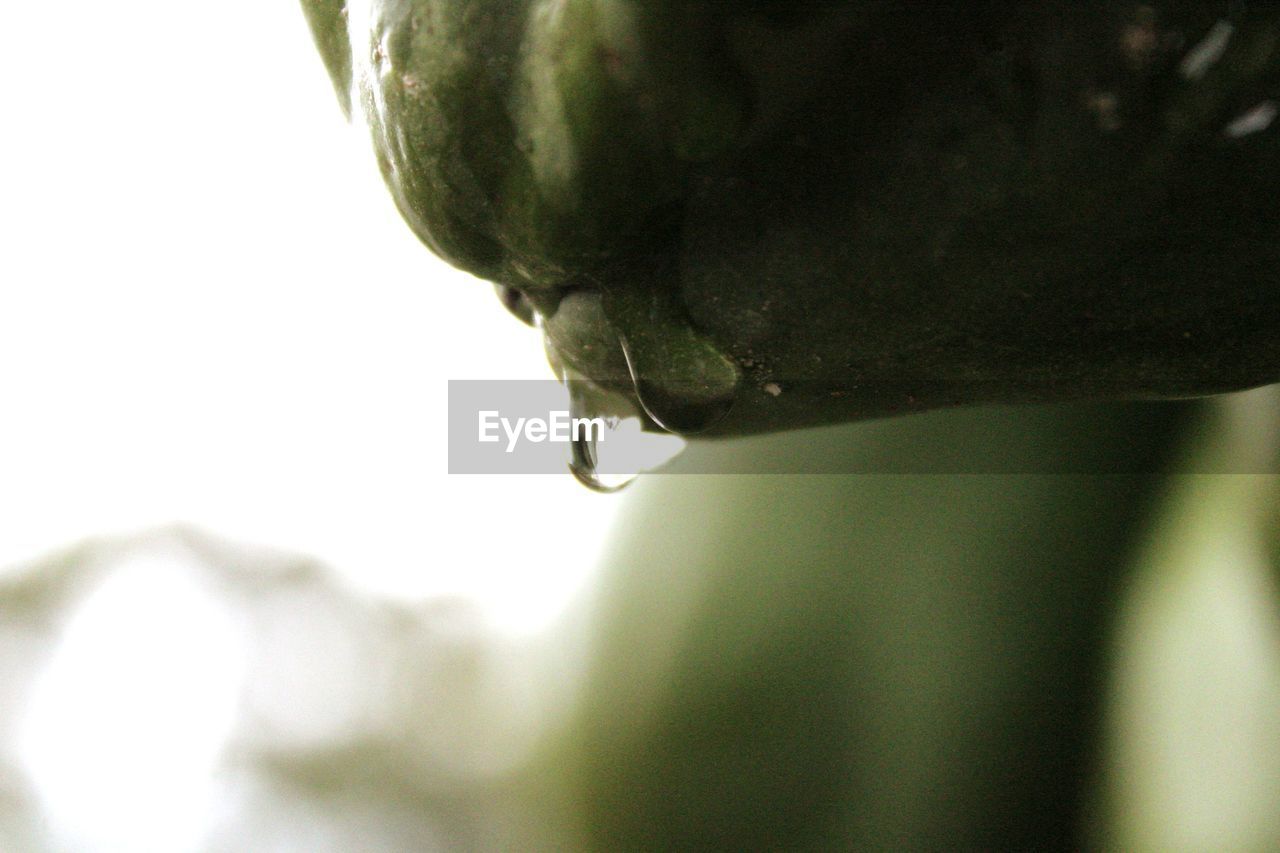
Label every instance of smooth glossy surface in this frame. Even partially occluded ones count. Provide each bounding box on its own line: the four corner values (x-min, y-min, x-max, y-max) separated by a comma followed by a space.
305, 1, 1280, 436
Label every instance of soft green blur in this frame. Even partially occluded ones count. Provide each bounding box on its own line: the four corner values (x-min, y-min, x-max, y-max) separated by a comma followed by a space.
553, 390, 1280, 850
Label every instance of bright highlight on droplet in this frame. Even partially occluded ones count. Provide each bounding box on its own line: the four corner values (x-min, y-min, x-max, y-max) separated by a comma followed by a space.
558, 367, 688, 492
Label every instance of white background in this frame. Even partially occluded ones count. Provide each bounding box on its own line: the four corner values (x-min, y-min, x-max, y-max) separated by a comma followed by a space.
0, 0, 621, 633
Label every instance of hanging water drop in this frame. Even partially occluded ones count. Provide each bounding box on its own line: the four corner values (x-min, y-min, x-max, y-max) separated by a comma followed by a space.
534, 285, 713, 490
602, 286, 742, 435
561, 368, 687, 493
618, 336, 739, 434
568, 422, 634, 493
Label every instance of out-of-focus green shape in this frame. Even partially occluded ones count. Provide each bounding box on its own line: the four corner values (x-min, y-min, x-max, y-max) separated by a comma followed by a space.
1103, 387, 1280, 851
304, 1, 1280, 436
556, 398, 1202, 849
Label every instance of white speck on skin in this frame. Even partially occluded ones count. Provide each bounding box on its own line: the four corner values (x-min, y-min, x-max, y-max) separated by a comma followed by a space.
1180, 20, 1234, 80
1225, 101, 1278, 138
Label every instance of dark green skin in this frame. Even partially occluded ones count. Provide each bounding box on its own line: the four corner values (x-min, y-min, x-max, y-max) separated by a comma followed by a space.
304, 1, 1280, 436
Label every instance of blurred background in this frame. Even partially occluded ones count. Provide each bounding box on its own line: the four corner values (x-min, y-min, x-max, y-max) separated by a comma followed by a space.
1, 1, 1279, 851
0, 0, 620, 630
0, 0, 616, 848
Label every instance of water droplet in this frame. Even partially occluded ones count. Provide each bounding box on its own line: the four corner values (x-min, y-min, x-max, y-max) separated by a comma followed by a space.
561, 368, 686, 493
618, 338, 737, 434
568, 426, 634, 493
534, 285, 722, 489
603, 288, 741, 435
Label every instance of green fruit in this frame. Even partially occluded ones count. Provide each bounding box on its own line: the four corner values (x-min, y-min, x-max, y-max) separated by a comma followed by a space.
303, 1, 1280, 436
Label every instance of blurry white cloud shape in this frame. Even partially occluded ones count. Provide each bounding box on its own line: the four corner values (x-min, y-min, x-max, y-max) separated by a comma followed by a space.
16, 550, 247, 853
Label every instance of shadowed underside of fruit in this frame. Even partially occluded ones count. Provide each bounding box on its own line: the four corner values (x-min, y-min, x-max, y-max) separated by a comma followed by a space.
303, 0, 1280, 436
